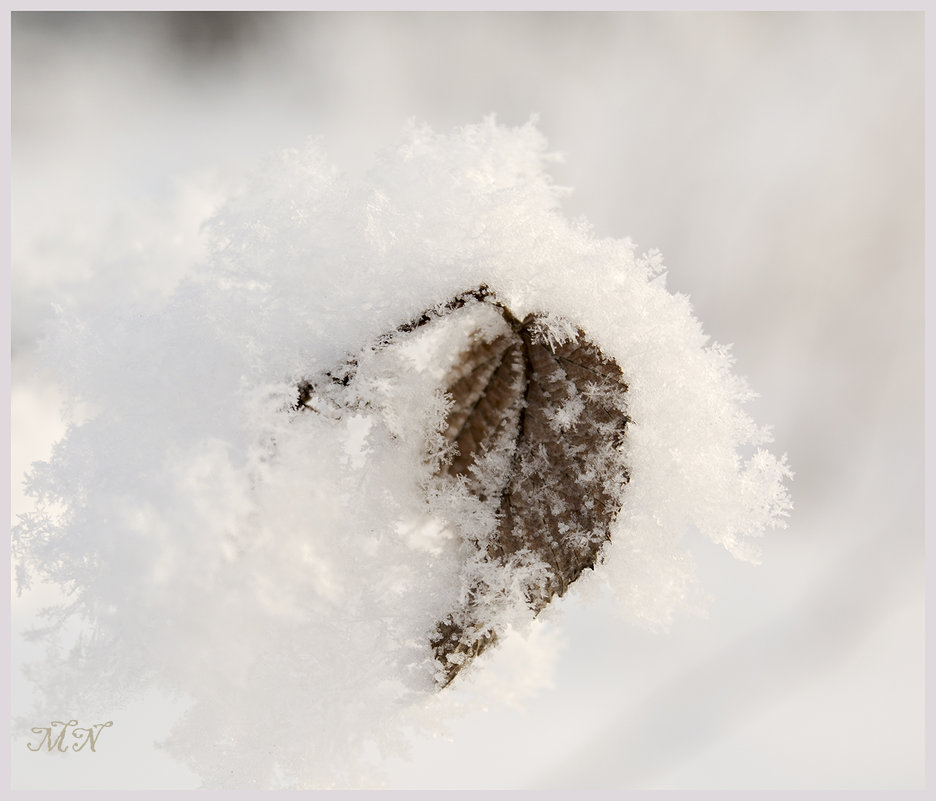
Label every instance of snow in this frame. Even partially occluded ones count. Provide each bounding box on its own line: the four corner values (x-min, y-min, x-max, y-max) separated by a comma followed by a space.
14, 118, 791, 788
10, 11, 924, 792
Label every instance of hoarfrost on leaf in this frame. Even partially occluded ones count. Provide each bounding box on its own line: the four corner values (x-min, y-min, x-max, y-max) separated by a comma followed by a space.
296, 286, 633, 686
13, 117, 792, 789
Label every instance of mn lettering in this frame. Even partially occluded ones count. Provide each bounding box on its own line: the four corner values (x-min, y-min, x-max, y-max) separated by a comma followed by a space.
27, 720, 114, 752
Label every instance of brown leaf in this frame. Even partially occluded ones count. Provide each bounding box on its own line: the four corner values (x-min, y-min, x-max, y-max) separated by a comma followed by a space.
430, 306, 630, 687
295, 286, 630, 689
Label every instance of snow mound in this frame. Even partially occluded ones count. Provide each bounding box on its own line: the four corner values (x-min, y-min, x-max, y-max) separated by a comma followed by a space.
14, 117, 792, 788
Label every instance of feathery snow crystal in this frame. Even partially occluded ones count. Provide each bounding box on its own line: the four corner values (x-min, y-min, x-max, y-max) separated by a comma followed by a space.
14, 118, 792, 788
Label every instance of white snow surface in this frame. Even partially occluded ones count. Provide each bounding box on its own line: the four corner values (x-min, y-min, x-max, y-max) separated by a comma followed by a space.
14, 118, 791, 788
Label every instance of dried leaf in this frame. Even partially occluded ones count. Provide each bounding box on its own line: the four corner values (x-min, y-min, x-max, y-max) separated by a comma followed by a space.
430, 304, 630, 686
295, 287, 631, 688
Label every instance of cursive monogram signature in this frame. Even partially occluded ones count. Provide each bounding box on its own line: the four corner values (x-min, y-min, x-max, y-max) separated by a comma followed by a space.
26, 720, 114, 753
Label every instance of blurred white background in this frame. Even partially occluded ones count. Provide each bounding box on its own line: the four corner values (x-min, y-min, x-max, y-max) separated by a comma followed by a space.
11, 11, 924, 789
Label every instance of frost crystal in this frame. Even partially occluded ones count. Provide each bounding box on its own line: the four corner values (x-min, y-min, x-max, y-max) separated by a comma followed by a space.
13, 117, 792, 788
